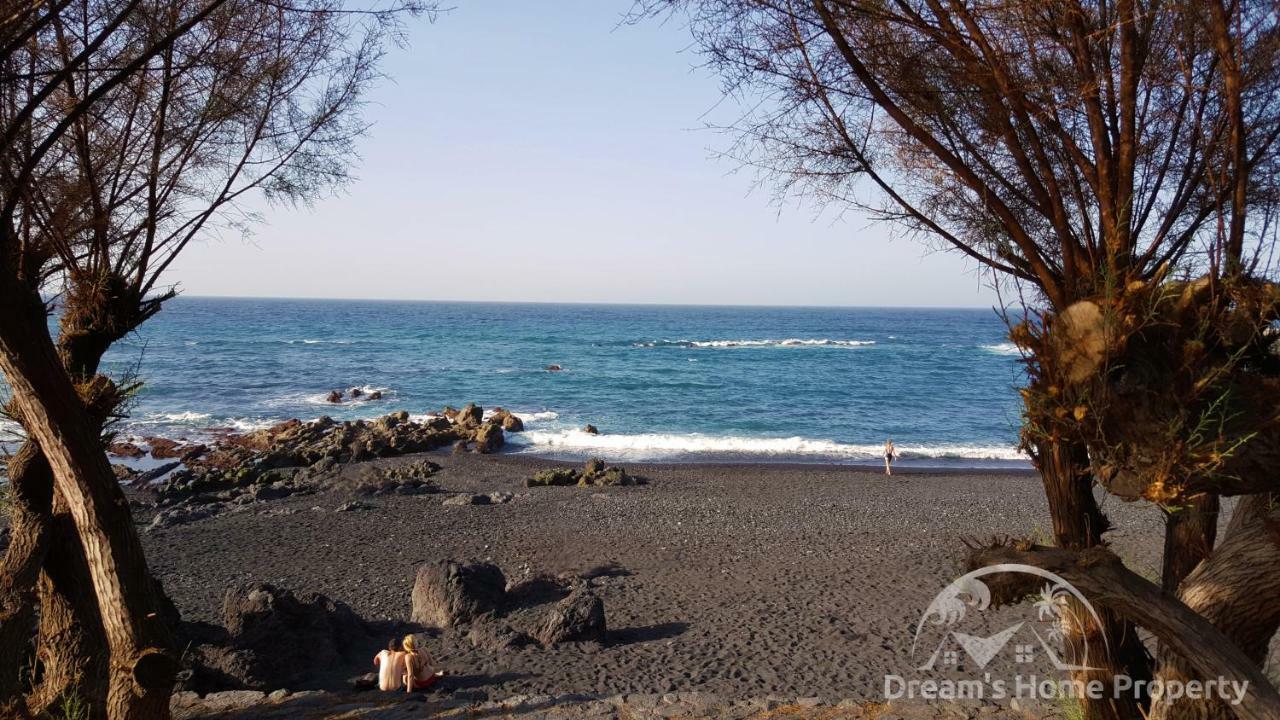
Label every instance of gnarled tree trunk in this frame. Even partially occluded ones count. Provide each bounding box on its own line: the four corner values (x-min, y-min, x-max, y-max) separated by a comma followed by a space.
1033, 438, 1151, 719
0, 441, 52, 720
1150, 494, 1280, 720
0, 279, 176, 720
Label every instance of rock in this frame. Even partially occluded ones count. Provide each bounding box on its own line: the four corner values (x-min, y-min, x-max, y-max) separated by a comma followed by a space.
582, 467, 634, 487
348, 387, 364, 399
583, 457, 606, 476
488, 491, 513, 504
335, 500, 373, 512
527, 468, 579, 487
453, 403, 484, 428
325, 390, 343, 403
410, 560, 507, 628
536, 587, 606, 645
353, 459, 437, 496
367, 390, 383, 400
146, 437, 184, 459
149, 502, 219, 531
452, 439, 470, 455
473, 423, 505, 453
349, 673, 377, 692
468, 623, 534, 652
108, 441, 146, 458
491, 408, 524, 432
442, 493, 489, 506
583, 424, 599, 435
136, 461, 182, 485
545, 364, 563, 372
221, 583, 371, 690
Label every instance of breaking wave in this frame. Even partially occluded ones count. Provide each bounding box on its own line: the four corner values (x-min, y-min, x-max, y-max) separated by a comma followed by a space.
506, 428, 1025, 463
635, 338, 876, 349
980, 342, 1022, 356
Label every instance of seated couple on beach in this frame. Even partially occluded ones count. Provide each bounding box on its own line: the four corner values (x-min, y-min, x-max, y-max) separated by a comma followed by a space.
373, 635, 444, 693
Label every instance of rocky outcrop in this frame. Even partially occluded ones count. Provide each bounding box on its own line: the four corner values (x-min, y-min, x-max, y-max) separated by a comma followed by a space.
536, 588, 606, 645
582, 424, 599, 435
473, 422, 505, 453
411, 560, 507, 628
176, 584, 373, 694
108, 440, 145, 458
526, 459, 639, 488
325, 390, 343, 403
491, 408, 524, 432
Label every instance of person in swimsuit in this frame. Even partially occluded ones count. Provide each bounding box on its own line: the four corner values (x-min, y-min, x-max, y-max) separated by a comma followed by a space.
402, 634, 443, 692
884, 439, 898, 476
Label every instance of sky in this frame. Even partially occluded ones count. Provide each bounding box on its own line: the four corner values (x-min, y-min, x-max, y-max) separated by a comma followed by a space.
166, 0, 1000, 308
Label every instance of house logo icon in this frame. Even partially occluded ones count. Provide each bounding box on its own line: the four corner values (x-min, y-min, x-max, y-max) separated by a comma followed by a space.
910, 564, 1108, 672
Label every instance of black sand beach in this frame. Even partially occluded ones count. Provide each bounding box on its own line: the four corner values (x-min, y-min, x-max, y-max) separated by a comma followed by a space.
143, 453, 1169, 703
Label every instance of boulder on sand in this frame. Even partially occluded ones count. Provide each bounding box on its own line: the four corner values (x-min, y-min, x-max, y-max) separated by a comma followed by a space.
526, 468, 579, 487
411, 560, 507, 628
536, 587, 606, 645
219, 583, 371, 689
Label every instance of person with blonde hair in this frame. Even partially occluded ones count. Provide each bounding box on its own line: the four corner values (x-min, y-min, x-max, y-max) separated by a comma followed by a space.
402, 634, 443, 692
884, 439, 898, 476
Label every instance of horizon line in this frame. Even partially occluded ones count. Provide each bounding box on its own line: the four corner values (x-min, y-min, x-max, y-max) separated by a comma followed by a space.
174, 293, 1003, 312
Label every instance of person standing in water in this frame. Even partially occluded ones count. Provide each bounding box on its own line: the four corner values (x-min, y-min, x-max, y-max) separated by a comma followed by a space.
884, 439, 898, 475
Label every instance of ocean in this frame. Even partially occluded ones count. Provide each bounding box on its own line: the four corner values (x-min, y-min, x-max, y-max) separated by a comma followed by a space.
6, 298, 1031, 468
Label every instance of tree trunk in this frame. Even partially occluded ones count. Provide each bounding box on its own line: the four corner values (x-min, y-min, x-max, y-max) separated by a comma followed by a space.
0, 279, 176, 720
1033, 438, 1151, 719
29, 491, 111, 718
1161, 492, 1220, 594
1150, 494, 1280, 720
0, 441, 52, 720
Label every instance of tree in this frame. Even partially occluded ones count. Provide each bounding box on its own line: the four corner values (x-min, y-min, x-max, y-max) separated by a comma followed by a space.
650, 1, 1280, 718
0, 0, 422, 717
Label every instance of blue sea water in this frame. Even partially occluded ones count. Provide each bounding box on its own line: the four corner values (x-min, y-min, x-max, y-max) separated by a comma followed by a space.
10, 298, 1032, 467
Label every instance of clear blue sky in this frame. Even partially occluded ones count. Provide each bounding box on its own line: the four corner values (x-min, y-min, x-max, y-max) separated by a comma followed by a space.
167, 0, 999, 307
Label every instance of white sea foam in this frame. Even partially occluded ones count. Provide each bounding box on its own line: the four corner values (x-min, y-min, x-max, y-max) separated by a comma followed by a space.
506, 429, 1025, 462
135, 411, 212, 425
636, 338, 876, 349
287, 339, 355, 345
509, 410, 559, 423
981, 342, 1023, 356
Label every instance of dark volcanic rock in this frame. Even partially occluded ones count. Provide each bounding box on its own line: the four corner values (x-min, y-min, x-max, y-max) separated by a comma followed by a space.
108, 441, 146, 458
410, 560, 507, 628
582, 424, 599, 435
468, 622, 534, 652
454, 403, 484, 429
536, 587, 606, 645
526, 468, 579, 487
490, 408, 524, 432
325, 390, 343, 404
473, 423, 505, 454
220, 583, 372, 690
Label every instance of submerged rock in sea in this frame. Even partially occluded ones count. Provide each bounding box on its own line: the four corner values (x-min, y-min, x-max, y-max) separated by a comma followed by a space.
411, 560, 507, 628
536, 587, 606, 645
582, 424, 599, 435
325, 389, 343, 403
